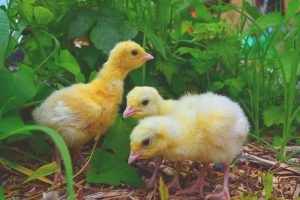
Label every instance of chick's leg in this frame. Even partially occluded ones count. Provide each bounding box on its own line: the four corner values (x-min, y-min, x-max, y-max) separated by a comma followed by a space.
204, 163, 231, 200
53, 147, 65, 184
167, 162, 182, 190
71, 147, 91, 172
176, 163, 209, 196
147, 157, 163, 188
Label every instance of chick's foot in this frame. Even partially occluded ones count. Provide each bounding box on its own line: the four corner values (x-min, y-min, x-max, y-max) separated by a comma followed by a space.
204, 189, 230, 200
53, 172, 65, 185
167, 162, 182, 191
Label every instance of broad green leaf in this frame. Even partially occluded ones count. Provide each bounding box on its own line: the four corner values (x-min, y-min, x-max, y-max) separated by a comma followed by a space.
0, 66, 37, 115
285, 0, 300, 21
147, 31, 167, 59
24, 0, 36, 4
86, 150, 144, 186
18, 2, 34, 23
195, 4, 212, 21
97, 7, 125, 26
90, 24, 121, 54
263, 106, 284, 127
262, 173, 273, 200
102, 116, 137, 159
224, 77, 246, 96
67, 8, 97, 39
0, 9, 9, 66
0, 115, 24, 133
248, 12, 282, 33
34, 6, 54, 25
60, 50, 81, 75
172, 73, 186, 95
176, 47, 200, 59
24, 162, 58, 183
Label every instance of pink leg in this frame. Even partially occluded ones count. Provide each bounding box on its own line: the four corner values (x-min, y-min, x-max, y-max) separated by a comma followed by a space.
147, 157, 163, 188
204, 163, 231, 200
176, 163, 209, 196
53, 147, 65, 184
167, 162, 182, 190
71, 147, 90, 172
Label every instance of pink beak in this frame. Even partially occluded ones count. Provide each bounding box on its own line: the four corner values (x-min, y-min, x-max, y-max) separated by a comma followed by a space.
142, 53, 154, 61
128, 151, 142, 164
123, 106, 141, 118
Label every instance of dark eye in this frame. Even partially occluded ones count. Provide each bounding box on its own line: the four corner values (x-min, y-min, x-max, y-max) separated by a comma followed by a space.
142, 139, 150, 146
142, 99, 149, 106
131, 50, 138, 56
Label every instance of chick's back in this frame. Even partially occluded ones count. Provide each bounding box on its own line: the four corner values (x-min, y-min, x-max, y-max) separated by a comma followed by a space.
33, 83, 117, 148
171, 92, 249, 163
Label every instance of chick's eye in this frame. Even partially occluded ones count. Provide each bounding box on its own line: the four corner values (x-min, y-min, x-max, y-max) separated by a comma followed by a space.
142, 139, 150, 146
131, 50, 138, 56
142, 100, 149, 106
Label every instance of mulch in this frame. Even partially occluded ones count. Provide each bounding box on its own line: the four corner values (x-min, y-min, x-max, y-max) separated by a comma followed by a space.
1, 143, 300, 200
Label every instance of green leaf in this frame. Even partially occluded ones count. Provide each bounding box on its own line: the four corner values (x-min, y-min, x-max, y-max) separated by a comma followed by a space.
172, 73, 186, 95
0, 66, 37, 115
248, 12, 282, 33
176, 47, 200, 59
67, 8, 97, 39
102, 116, 137, 159
18, 2, 34, 23
97, 7, 126, 26
90, 24, 121, 54
147, 31, 167, 59
0, 115, 25, 133
280, 49, 300, 82
155, 60, 179, 83
263, 106, 284, 127
195, 4, 213, 21
34, 6, 54, 25
0, 9, 9, 66
285, 0, 300, 20
24, 0, 36, 4
24, 162, 58, 183
60, 50, 81, 75
262, 172, 273, 200
86, 150, 144, 186
29, 133, 51, 156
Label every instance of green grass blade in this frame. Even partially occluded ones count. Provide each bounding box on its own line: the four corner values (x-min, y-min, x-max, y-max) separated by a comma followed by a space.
0, 186, 4, 200
0, 125, 75, 200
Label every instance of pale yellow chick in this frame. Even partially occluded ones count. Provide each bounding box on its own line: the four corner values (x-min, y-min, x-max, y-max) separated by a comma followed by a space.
129, 92, 249, 200
32, 41, 153, 183
123, 86, 182, 189
123, 86, 175, 119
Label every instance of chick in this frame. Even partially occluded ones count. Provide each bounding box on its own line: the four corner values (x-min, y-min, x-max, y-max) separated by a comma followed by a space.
128, 93, 249, 200
123, 86, 182, 189
123, 86, 175, 119
32, 41, 153, 183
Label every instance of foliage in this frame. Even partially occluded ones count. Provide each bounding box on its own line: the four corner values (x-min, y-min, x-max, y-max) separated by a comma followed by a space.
0, 0, 299, 198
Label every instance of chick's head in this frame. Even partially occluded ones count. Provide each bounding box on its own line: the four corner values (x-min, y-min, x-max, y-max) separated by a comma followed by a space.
128, 117, 178, 164
123, 86, 162, 119
109, 41, 153, 72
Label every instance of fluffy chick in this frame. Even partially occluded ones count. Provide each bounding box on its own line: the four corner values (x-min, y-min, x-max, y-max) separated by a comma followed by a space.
129, 92, 249, 200
123, 86, 181, 189
123, 86, 175, 118
32, 41, 153, 183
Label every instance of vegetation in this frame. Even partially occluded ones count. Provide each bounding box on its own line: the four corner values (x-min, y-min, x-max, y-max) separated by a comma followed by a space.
0, 0, 299, 199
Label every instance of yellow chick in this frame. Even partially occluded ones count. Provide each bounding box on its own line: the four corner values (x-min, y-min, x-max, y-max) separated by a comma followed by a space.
123, 86, 175, 119
123, 86, 182, 189
128, 92, 249, 200
32, 41, 153, 183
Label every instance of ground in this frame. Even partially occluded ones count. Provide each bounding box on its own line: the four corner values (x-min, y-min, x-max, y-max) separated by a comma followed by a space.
1, 143, 300, 200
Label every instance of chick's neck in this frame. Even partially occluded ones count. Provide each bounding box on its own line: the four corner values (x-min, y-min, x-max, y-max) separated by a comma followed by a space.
157, 100, 175, 116
91, 60, 130, 86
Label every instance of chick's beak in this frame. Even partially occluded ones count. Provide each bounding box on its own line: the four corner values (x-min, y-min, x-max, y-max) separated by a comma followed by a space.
123, 105, 141, 118
128, 151, 142, 164
142, 53, 154, 61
